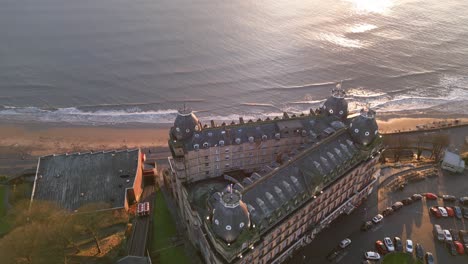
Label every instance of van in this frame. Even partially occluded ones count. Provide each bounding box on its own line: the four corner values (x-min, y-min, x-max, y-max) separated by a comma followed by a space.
434, 225, 444, 241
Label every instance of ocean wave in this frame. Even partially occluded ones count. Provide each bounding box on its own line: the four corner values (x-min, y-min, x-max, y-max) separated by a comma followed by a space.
0, 106, 180, 124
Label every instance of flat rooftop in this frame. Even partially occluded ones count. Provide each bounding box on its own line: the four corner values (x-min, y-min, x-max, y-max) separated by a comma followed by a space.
32, 149, 140, 210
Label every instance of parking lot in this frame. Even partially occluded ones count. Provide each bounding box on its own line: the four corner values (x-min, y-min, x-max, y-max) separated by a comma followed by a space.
287, 169, 468, 264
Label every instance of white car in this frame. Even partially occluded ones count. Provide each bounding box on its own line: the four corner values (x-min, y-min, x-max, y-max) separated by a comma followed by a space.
339, 238, 352, 249
384, 237, 395, 252
438, 207, 448, 217
443, 229, 453, 242
364, 251, 381, 260
406, 239, 413, 253
372, 214, 384, 224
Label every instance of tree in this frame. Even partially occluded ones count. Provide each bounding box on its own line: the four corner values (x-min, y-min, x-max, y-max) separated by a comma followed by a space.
73, 203, 115, 255
0, 200, 70, 264
430, 134, 449, 162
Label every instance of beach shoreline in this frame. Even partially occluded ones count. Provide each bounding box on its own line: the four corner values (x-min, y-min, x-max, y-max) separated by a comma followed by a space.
0, 116, 467, 176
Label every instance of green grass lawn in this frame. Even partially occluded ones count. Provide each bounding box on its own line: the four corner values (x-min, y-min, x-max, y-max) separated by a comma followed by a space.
383, 252, 423, 264
0, 185, 10, 235
151, 191, 189, 264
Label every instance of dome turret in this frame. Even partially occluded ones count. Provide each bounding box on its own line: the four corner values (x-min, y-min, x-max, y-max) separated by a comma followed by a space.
349, 108, 378, 146
323, 84, 348, 119
210, 186, 250, 243
171, 108, 201, 141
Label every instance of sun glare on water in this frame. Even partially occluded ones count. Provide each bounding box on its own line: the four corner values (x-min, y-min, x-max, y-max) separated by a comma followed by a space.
345, 0, 394, 14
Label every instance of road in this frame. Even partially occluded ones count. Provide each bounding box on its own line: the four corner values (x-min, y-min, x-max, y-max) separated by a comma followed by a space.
128, 185, 155, 256
287, 168, 468, 264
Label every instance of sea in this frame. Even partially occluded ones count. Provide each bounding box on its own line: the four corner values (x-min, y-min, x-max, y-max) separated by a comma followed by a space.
0, 0, 467, 125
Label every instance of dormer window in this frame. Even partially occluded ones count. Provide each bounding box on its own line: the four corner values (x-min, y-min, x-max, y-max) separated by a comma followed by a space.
235, 138, 241, 144
194, 144, 200, 151
176, 127, 181, 132
275, 133, 280, 140
203, 142, 209, 148
248, 136, 254, 143
262, 135, 268, 141
219, 140, 225, 146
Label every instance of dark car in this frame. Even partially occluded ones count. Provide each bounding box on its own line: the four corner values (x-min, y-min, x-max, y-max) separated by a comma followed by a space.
375, 240, 388, 255
450, 229, 460, 241
425, 252, 434, 264
425, 193, 438, 200
394, 237, 403, 252
361, 221, 373, 231
447, 242, 457, 256
412, 194, 423, 201
382, 207, 394, 216
460, 197, 468, 205
459, 230, 468, 243
442, 194, 457, 202
402, 197, 413, 205
454, 206, 463, 219
392, 201, 404, 211
463, 207, 468, 219
415, 243, 424, 260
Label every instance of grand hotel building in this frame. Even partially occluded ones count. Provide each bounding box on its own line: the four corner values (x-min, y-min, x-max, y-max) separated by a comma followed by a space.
168, 88, 383, 264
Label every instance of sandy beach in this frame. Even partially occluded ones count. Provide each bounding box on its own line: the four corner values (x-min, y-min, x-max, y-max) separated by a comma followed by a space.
0, 116, 466, 176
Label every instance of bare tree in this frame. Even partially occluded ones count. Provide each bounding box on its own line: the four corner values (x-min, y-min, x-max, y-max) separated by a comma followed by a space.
73, 203, 115, 254
430, 134, 450, 162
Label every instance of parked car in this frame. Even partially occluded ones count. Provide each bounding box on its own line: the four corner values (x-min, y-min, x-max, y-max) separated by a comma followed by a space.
394, 237, 403, 251
442, 194, 457, 202
339, 238, 352, 249
425, 252, 434, 264
454, 206, 463, 219
450, 229, 460, 241
446, 207, 455, 217
382, 207, 394, 216
447, 242, 457, 256
459, 230, 468, 243
459, 197, 468, 205
444, 229, 453, 242
438, 207, 448, 217
463, 207, 468, 219
375, 240, 388, 255
361, 221, 373, 231
415, 243, 424, 260
405, 239, 413, 253
412, 193, 423, 200
454, 241, 465, 255
402, 197, 414, 205
434, 224, 445, 241
430, 207, 442, 218
372, 214, 384, 224
425, 193, 438, 200
364, 251, 380, 260
392, 201, 404, 211
384, 237, 395, 252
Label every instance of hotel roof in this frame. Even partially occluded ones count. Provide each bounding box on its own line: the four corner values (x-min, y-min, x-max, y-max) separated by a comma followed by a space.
32, 149, 140, 210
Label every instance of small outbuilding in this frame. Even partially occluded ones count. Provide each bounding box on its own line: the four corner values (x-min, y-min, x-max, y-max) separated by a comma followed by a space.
441, 150, 465, 173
